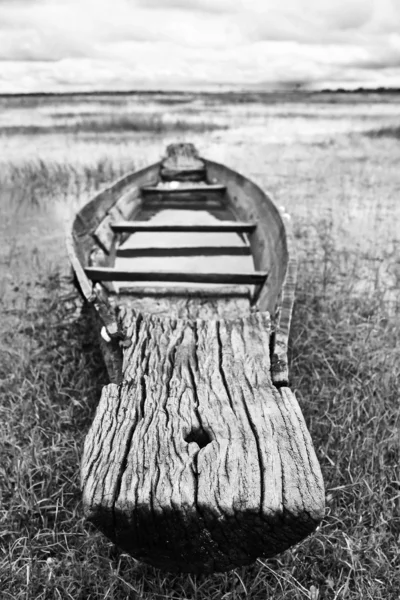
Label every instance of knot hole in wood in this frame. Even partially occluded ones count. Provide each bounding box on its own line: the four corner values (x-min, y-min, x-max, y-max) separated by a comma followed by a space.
184, 427, 212, 449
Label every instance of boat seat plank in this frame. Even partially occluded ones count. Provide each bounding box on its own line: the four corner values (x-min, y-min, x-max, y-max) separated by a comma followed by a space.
141, 184, 226, 194
111, 221, 256, 234
116, 245, 252, 258
82, 309, 325, 572
140, 200, 226, 212
84, 267, 268, 285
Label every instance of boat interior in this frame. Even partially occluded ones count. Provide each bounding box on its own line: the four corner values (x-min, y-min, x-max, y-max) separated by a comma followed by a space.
73, 144, 289, 318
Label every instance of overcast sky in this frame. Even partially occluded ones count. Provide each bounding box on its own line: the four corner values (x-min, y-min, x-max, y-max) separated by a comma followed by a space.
1, 0, 400, 92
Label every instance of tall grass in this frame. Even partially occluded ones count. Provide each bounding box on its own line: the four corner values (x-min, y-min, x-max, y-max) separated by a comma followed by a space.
364, 125, 400, 139
0, 152, 399, 598
4, 159, 126, 207
0, 114, 226, 137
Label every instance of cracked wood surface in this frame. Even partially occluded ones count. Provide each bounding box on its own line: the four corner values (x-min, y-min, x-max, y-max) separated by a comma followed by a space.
82, 308, 325, 573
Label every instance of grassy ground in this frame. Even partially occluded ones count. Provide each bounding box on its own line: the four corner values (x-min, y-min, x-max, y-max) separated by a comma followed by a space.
0, 116, 226, 137
0, 97, 399, 598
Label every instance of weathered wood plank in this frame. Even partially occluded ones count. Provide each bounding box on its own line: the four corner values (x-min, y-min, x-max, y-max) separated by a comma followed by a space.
116, 246, 252, 258
85, 267, 268, 285
141, 200, 225, 212
81, 310, 325, 573
117, 287, 251, 319
111, 221, 256, 233
141, 186, 225, 206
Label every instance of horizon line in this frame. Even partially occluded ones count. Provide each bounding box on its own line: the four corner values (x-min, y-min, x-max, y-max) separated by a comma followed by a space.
1, 86, 400, 98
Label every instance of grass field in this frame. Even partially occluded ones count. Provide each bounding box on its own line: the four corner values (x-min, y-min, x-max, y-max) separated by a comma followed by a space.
0, 92, 399, 599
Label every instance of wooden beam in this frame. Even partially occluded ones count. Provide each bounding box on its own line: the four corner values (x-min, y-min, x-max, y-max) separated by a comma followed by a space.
140, 183, 226, 209
85, 267, 268, 285
141, 200, 225, 211
141, 184, 226, 194
116, 245, 252, 258
111, 221, 256, 234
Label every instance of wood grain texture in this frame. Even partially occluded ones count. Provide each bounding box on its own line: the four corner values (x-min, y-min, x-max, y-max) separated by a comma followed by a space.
82, 309, 325, 573
116, 287, 251, 320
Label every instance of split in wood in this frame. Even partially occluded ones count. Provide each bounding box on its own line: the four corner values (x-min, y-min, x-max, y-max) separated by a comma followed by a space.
82, 310, 325, 573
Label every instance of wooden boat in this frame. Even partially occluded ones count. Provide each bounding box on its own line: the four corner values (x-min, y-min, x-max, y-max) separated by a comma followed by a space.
67, 143, 324, 573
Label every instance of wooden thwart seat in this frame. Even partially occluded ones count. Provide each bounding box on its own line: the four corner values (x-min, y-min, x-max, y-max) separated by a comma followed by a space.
85, 267, 268, 285
116, 245, 252, 258
140, 201, 226, 212
81, 309, 325, 573
141, 183, 226, 195
140, 184, 227, 211
111, 221, 256, 234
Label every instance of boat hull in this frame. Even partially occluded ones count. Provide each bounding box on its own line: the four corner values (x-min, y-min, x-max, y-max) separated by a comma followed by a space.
67, 144, 324, 573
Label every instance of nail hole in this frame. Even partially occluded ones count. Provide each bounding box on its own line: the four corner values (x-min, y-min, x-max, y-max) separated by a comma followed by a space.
184, 427, 212, 449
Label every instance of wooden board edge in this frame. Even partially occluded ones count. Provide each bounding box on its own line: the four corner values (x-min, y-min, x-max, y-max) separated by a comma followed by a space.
65, 222, 95, 302
270, 211, 297, 386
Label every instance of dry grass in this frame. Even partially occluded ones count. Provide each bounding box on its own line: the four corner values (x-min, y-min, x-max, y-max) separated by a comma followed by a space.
364, 125, 400, 139
0, 101, 399, 598
0, 115, 226, 137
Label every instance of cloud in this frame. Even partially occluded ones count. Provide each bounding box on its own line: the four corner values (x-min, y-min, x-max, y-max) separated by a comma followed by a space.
134, 0, 232, 13
0, 0, 400, 91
